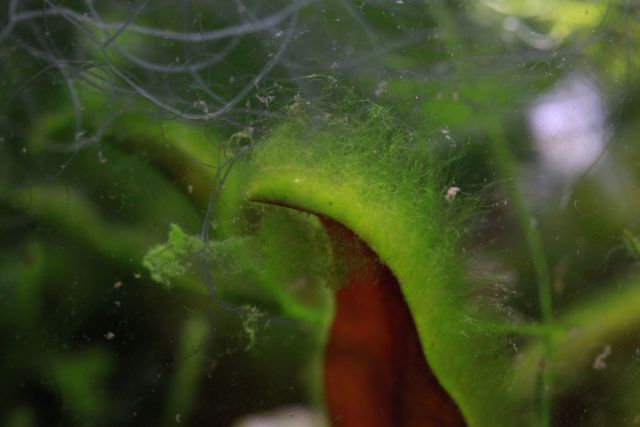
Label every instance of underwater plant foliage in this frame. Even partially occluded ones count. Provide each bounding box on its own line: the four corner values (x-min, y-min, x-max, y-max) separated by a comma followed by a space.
1, 1, 640, 426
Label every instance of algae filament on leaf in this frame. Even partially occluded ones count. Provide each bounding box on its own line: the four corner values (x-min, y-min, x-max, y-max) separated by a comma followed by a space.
143, 224, 252, 289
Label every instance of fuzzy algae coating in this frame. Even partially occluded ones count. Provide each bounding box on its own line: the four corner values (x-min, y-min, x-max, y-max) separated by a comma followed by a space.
242, 104, 536, 426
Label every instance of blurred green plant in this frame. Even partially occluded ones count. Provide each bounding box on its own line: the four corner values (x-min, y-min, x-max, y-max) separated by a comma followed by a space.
1, 1, 640, 426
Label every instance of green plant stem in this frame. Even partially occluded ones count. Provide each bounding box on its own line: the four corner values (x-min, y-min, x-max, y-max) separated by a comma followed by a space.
624, 229, 640, 259
487, 118, 554, 427
512, 277, 640, 395
163, 313, 210, 427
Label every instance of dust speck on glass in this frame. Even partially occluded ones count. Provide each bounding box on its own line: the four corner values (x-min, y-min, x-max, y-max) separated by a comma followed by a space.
1, 1, 638, 426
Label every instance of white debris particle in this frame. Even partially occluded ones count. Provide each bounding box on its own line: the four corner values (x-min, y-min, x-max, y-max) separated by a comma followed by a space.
113, 281, 123, 289
231, 406, 324, 427
441, 127, 452, 140
374, 80, 388, 97
105, 331, 115, 340
592, 344, 612, 370
187, 184, 193, 194
175, 413, 181, 423
193, 100, 209, 114
445, 186, 461, 202
256, 94, 275, 106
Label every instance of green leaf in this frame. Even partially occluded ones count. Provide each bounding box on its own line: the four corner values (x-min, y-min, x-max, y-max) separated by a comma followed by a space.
241, 104, 532, 426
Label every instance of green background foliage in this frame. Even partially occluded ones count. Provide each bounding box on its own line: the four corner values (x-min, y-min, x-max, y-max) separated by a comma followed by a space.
1, 1, 639, 426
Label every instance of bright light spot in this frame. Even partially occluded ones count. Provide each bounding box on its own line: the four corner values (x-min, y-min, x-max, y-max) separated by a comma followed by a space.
503, 16, 519, 32
528, 74, 606, 178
